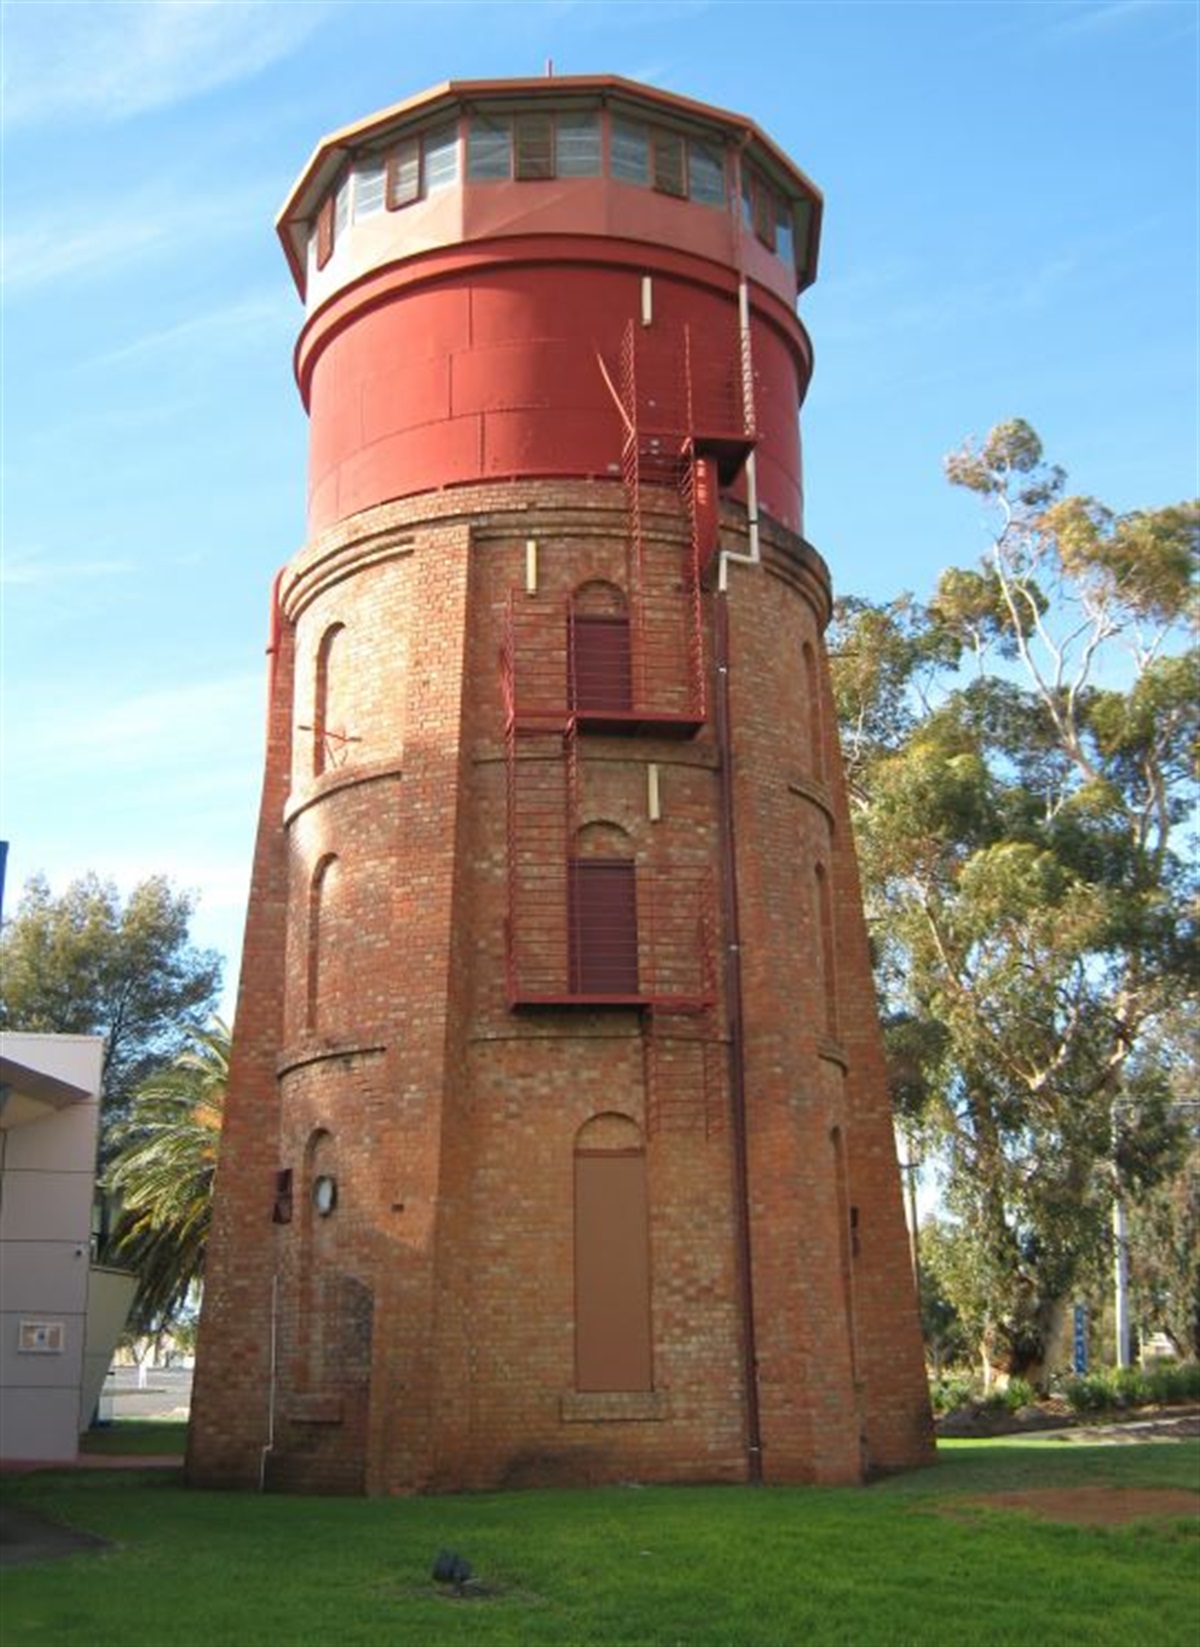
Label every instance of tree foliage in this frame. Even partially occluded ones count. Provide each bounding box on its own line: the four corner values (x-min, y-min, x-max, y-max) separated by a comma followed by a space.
833, 420, 1197, 1381
914, 1217, 973, 1376
103, 1018, 228, 1335
0, 872, 222, 1149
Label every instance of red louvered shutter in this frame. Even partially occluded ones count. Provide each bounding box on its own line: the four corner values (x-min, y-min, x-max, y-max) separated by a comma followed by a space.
514, 113, 554, 180
315, 195, 334, 268
570, 614, 633, 713
652, 130, 686, 198
569, 860, 638, 996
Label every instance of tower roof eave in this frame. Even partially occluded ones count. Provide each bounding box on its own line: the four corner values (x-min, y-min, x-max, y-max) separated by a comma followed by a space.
275, 74, 824, 297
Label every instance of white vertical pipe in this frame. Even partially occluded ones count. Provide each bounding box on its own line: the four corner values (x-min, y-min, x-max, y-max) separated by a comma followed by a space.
1113, 1187, 1130, 1369
647, 762, 661, 822
718, 278, 761, 593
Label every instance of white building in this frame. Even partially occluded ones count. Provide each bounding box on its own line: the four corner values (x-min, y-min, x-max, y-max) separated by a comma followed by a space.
0, 1032, 135, 1462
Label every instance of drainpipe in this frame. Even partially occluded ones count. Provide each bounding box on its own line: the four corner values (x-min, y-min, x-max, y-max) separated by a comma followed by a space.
258, 1272, 279, 1491
715, 594, 763, 1485
265, 567, 286, 704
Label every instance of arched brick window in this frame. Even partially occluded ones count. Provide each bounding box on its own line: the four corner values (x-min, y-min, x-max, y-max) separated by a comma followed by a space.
313, 622, 346, 777
815, 861, 838, 1038
830, 1124, 859, 1381
306, 854, 340, 1031
300, 1127, 337, 1386
574, 1113, 652, 1391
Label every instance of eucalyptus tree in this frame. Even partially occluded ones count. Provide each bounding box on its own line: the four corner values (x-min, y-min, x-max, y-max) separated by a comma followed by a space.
832, 421, 1197, 1381
0, 872, 222, 1153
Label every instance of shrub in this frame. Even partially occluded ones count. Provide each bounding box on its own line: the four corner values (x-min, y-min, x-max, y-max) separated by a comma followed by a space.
1144, 1362, 1200, 1404
1003, 1376, 1036, 1412
1061, 1362, 1200, 1414
929, 1374, 975, 1414
1062, 1373, 1114, 1414
1109, 1367, 1147, 1408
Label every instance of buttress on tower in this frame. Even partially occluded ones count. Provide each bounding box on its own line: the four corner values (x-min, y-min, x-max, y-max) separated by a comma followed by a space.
189, 75, 933, 1495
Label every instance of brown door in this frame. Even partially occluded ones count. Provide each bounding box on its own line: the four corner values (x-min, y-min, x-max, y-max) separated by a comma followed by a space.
574, 1149, 652, 1391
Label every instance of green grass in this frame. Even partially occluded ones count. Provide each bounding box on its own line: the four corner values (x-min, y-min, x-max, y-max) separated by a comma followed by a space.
2, 1438, 1196, 1646
80, 1421, 188, 1458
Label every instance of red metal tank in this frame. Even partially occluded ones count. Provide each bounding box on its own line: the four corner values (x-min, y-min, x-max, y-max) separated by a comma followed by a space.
276, 77, 821, 538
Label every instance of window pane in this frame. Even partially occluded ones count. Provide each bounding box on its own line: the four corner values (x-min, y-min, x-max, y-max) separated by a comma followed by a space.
467, 117, 511, 181
611, 118, 649, 185
776, 200, 795, 269
652, 130, 686, 199
355, 159, 386, 217
387, 137, 420, 208
740, 171, 754, 232
424, 123, 460, 191
557, 112, 601, 177
334, 175, 352, 238
688, 140, 726, 206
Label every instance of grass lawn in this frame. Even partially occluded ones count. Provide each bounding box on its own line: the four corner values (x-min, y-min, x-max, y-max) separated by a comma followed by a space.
79, 1421, 188, 1458
2, 1437, 1196, 1646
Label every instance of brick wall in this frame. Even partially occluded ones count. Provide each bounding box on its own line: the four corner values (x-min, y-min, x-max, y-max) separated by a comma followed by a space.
188, 478, 932, 1494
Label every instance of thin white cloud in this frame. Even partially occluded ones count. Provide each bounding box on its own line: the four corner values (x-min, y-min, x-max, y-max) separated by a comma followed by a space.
1043, 0, 1187, 37
0, 552, 139, 588
0, 0, 333, 131
86, 289, 293, 370
1, 181, 270, 295
2, 673, 264, 779
814, 254, 1079, 347
0, 214, 174, 293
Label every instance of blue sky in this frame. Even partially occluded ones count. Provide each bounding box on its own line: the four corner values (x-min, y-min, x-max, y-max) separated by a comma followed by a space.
1, 0, 1196, 1009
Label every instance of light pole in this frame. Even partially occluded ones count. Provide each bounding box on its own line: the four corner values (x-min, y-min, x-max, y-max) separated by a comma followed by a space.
1112, 1179, 1131, 1370
1112, 1098, 1199, 1370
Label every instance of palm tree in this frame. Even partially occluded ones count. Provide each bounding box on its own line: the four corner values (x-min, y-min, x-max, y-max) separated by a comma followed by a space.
103, 1017, 229, 1334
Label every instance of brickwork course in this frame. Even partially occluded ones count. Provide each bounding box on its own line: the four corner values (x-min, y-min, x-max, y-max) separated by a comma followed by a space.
188, 75, 934, 1495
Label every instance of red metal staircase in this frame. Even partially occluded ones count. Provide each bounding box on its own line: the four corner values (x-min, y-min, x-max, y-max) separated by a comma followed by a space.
501, 316, 755, 1127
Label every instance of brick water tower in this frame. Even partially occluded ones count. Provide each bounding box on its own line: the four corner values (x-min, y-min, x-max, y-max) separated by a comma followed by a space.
188, 75, 933, 1494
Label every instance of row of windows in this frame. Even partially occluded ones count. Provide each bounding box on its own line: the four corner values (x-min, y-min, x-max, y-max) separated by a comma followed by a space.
468, 110, 604, 182
314, 122, 460, 265
312, 109, 800, 272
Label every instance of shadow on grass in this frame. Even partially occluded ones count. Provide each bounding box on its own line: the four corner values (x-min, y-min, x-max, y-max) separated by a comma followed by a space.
872, 1433, 1200, 1499
79, 1420, 187, 1458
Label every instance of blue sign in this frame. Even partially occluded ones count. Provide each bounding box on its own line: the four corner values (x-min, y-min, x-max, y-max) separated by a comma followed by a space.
1073, 1304, 1088, 1375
